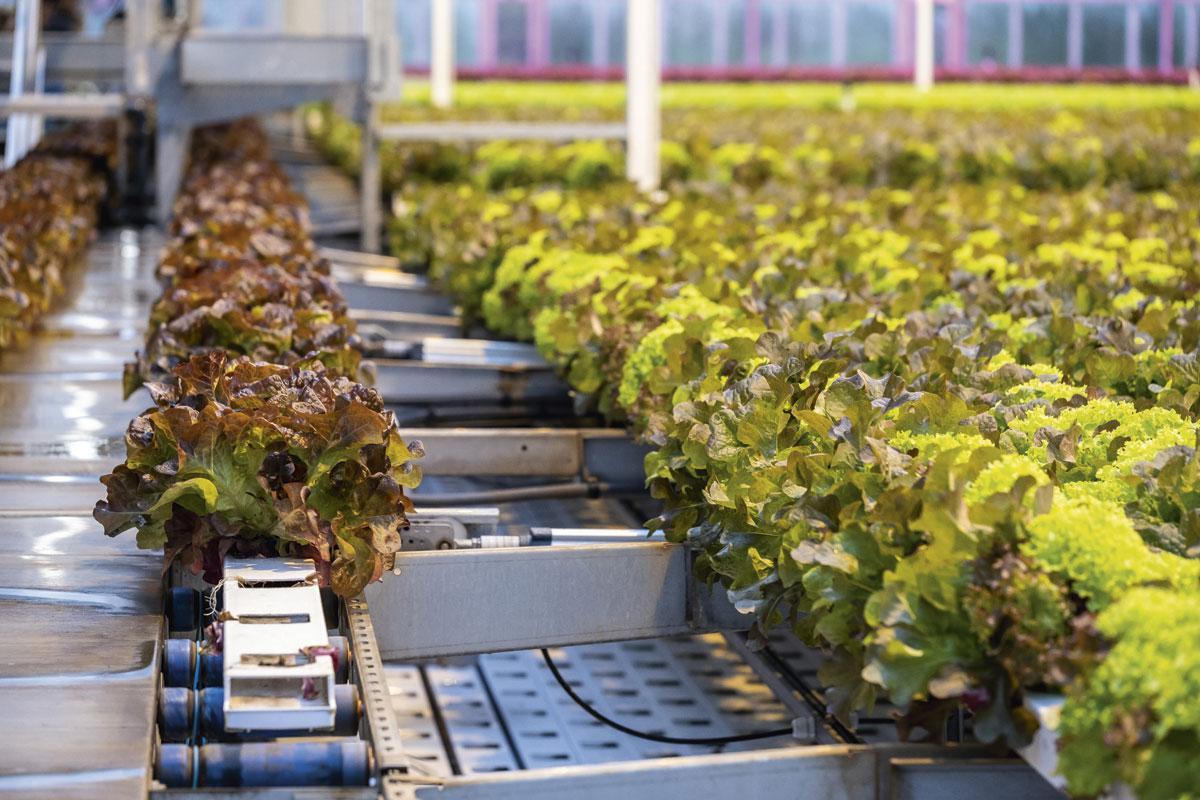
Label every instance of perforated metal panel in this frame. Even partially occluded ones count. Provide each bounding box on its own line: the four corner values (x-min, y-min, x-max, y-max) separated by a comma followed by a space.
424, 663, 522, 773
385, 664, 454, 777
480, 635, 797, 768
386, 633, 811, 776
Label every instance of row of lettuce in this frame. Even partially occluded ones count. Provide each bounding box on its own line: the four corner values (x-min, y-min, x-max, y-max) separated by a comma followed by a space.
0, 123, 114, 349
95, 121, 421, 598
309, 103, 1200, 195
324, 103, 1199, 796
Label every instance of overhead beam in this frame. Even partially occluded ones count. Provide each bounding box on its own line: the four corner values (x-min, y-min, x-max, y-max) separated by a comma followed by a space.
378, 121, 628, 142
180, 35, 369, 86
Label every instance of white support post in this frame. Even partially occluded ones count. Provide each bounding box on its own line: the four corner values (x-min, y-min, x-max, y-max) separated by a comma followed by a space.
1066, 0, 1083, 70
28, 45, 46, 150
4, 1, 28, 168
1186, 3, 1198, 68
770, 0, 787, 67
361, 102, 381, 253
711, 0, 729, 67
831, 0, 848, 68
1007, 0, 1023, 68
5, 0, 41, 167
625, 0, 661, 191
124, 0, 156, 99
431, 0, 455, 109
1126, 2, 1141, 72
914, 0, 935, 91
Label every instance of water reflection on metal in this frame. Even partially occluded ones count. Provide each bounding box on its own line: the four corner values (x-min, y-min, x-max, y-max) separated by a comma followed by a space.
0, 230, 161, 799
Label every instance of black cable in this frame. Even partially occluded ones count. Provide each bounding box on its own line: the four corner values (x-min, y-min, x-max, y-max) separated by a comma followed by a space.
540, 648, 793, 746
756, 643, 865, 745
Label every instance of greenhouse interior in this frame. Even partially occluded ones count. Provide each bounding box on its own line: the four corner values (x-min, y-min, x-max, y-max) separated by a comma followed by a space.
1, 0, 1198, 798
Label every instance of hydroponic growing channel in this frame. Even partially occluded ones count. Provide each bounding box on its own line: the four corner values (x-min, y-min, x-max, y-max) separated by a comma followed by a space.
3, 3, 1200, 797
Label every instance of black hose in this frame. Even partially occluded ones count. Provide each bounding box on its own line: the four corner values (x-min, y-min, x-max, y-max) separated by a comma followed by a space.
540, 648, 793, 746
755, 643, 865, 745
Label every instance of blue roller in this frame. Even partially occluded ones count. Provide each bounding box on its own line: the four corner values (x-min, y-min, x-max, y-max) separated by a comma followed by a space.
166, 586, 199, 632
158, 686, 193, 742
162, 638, 195, 687
156, 744, 194, 788
199, 651, 221, 688
157, 741, 370, 787
161, 685, 360, 741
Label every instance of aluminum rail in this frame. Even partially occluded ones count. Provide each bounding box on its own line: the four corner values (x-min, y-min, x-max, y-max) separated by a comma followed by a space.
0, 92, 125, 118
0, 33, 125, 82
0, 428, 649, 493
378, 121, 629, 142
321, 246, 402, 270
395, 427, 649, 487
365, 541, 746, 661
352, 309, 460, 340
373, 360, 567, 405
335, 273, 457, 316
387, 744, 1060, 800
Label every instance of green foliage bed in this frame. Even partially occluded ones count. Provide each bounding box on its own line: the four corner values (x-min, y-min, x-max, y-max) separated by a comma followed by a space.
312, 91, 1200, 796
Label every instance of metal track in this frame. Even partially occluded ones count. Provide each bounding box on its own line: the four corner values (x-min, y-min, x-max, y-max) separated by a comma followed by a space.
345, 595, 411, 775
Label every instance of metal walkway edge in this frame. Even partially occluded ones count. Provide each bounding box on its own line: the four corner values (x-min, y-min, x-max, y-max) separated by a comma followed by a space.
0, 229, 164, 800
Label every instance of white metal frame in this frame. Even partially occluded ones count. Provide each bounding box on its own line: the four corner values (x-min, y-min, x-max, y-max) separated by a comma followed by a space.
221, 557, 337, 732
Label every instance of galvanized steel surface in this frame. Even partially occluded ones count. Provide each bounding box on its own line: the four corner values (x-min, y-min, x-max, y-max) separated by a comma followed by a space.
0, 229, 163, 799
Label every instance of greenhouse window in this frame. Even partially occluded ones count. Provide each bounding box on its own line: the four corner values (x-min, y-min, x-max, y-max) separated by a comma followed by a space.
549, 0, 593, 64
845, 0, 893, 65
1082, 3, 1125, 68
1023, 2, 1069, 65
967, 2, 1010, 66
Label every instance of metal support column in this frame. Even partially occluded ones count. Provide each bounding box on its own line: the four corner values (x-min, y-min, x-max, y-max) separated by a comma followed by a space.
124, 0, 156, 98
625, 0, 661, 191
830, 0, 848, 69
1127, 2, 1142, 72
360, 100, 382, 252
1007, 0, 1023, 67
155, 122, 189, 224
1066, 0, 1083, 70
4, 0, 41, 167
1186, 3, 1199, 68
431, 0, 455, 108
914, 0, 934, 91
1160, 0, 1176, 72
